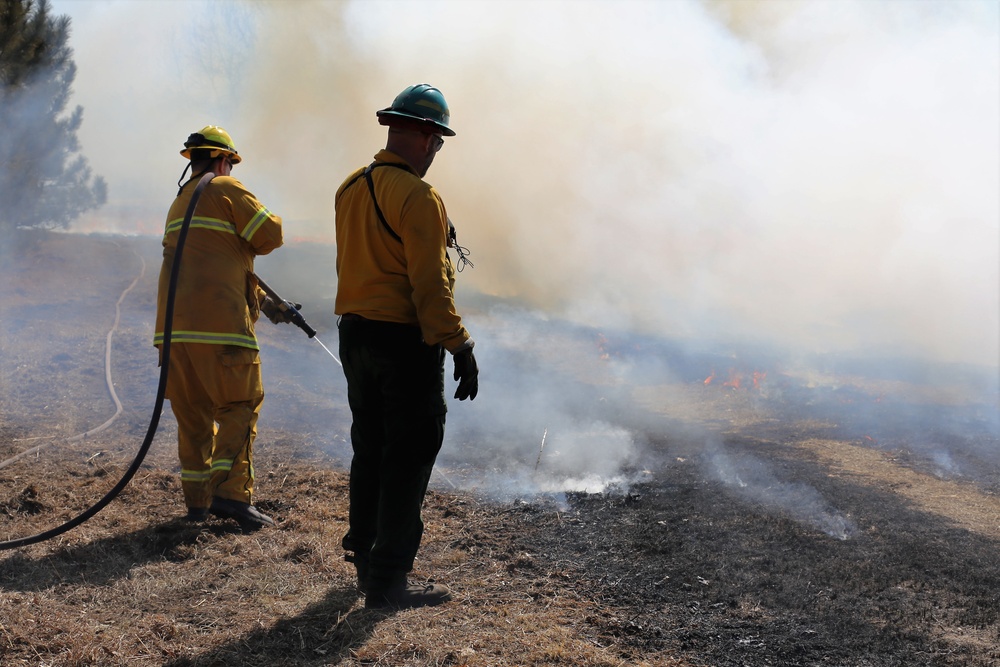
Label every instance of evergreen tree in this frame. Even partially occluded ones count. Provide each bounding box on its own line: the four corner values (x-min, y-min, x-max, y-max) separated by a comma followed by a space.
0, 0, 106, 232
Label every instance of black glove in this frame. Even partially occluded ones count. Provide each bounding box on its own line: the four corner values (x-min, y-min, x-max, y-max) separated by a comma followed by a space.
261, 296, 302, 324
452, 347, 479, 401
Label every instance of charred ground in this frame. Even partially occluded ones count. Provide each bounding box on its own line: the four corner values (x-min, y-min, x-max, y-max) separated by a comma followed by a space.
1, 232, 998, 666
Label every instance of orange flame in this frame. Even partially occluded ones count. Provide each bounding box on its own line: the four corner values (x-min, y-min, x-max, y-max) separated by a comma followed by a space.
753, 370, 767, 389
704, 368, 768, 391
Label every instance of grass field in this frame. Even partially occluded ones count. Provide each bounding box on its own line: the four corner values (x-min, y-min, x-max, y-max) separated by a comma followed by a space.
1, 232, 998, 666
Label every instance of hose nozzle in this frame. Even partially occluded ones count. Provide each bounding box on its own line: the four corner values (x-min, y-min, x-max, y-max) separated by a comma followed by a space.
254, 274, 316, 338
279, 301, 316, 338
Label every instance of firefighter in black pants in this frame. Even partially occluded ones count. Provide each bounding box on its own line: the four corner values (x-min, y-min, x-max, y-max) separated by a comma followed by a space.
334, 84, 478, 609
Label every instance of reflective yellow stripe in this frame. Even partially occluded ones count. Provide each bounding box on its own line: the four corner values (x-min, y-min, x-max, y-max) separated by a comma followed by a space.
181, 469, 211, 482
154, 330, 259, 350
211, 458, 234, 473
164, 216, 237, 235
242, 206, 272, 242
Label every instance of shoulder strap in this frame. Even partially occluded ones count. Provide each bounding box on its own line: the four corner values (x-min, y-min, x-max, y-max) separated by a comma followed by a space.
338, 162, 411, 244
363, 163, 406, 243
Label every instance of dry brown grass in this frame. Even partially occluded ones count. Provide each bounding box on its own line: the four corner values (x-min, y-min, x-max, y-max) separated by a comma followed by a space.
1, 232, 999, 666
0, 453, 672, 667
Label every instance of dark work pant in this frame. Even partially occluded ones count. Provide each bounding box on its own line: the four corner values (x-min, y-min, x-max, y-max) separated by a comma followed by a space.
338, 316, 446, 587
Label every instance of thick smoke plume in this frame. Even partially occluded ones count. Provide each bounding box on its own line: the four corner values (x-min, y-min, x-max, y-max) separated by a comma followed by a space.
30, 1, 1000, 516
57, 0, 999, 369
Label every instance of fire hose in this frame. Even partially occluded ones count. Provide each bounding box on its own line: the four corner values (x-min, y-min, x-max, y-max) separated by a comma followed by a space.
0, 172, 321, 549
0, 251, 145, 469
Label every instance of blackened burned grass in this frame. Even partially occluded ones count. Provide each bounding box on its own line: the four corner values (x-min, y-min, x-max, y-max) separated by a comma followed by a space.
493, 439, 1000, 666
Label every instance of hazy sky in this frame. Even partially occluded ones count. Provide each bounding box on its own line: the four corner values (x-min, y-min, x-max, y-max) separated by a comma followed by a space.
47, 0, 1000, 368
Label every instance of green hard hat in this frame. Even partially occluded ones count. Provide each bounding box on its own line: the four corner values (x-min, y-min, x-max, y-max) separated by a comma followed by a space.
376, 84, 456, 137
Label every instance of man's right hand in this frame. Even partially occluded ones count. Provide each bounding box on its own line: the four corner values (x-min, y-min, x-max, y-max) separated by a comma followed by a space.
453, 348, 479, 401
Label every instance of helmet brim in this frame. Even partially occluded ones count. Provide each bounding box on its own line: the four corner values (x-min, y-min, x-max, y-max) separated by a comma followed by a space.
180, 147, 243, 164
376, 109, 456, 137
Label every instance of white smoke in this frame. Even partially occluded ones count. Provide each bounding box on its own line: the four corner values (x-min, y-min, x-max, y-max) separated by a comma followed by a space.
435, 306, 647, 498
706, 438, 857, 540
55, 0, 999, 368
42, 0, 1000, 497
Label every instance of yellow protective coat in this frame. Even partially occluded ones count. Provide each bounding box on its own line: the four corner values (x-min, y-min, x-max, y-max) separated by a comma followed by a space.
154, 174, 283, 509
334, 149, 471, 352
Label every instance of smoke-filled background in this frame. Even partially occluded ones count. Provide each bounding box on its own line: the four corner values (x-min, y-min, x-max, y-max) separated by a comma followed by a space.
24, 0, 1000, 507
56, 0, 999, 366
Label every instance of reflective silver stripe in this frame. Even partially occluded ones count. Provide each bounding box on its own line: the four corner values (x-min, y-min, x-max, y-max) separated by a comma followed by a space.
242, 206, 272, 242
165, 216, 237, 235
181, 469, 211, 482
154, 330, 259, 350
211, 458, 234, 473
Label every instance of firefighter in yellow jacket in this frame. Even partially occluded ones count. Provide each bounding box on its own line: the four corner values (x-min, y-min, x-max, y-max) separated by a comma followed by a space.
336, 85, 479, 609
155, 126, 293, 531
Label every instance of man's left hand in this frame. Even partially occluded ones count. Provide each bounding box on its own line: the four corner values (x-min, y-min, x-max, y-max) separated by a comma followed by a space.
453, 348, 479, 401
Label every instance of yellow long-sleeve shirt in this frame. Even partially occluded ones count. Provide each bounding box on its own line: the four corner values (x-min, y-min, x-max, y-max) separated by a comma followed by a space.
334, 149, 470, 352
155, 174, 283, 349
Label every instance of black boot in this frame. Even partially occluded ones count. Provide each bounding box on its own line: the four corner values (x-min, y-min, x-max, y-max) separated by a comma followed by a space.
184, 507, 209, 522
210, 497, 275, 532
364, 574, 452, 610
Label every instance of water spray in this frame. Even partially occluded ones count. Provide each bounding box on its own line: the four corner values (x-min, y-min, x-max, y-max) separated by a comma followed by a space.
311, 336, 342, 367
534, 428, 548, 472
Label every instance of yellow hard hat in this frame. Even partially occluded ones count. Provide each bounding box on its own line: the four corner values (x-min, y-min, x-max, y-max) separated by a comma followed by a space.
180, 125, 242, 163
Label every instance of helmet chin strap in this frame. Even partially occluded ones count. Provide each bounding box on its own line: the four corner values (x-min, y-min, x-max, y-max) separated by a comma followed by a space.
176, 163, 192, 195
176, 162, 215, 196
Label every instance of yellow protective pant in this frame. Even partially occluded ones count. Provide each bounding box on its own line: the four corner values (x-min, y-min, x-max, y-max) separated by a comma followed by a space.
164, 343, 264, 509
